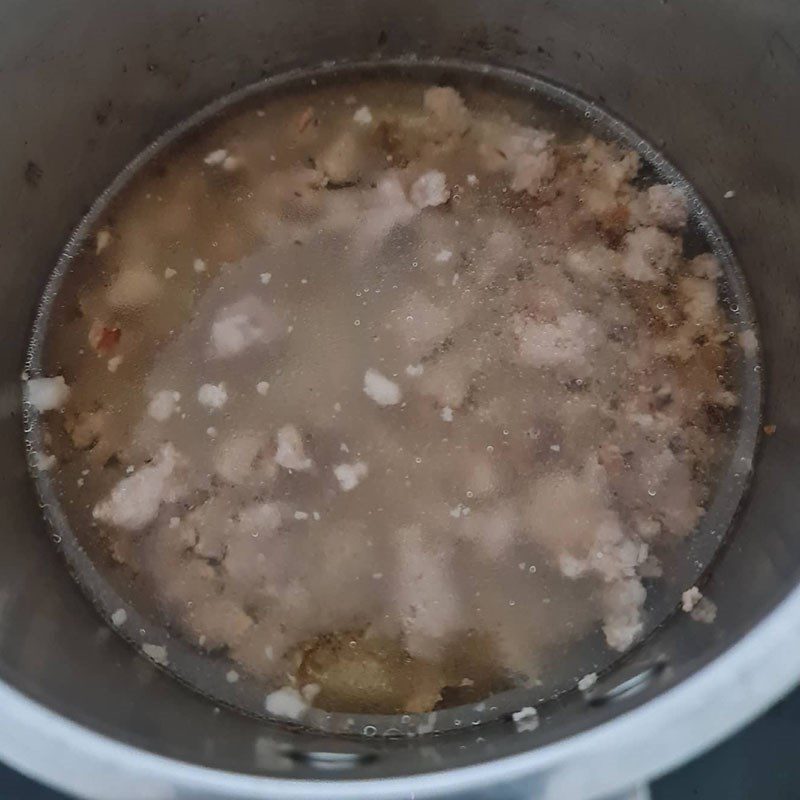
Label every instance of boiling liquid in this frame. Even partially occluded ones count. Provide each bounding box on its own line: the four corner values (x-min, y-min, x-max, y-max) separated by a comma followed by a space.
26, 71, 753, 727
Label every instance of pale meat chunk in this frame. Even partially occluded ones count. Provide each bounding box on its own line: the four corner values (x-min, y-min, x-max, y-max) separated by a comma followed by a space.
209, 296, 286, 359
619, 227, 680, 282
274, 424, 313, 471
27, 376, 70, 412
394, 524, 462, 659
93, 443, 189, 531
515, 311, 603, 372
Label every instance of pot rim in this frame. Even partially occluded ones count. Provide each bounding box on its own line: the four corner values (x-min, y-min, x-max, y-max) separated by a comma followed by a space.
6, 56, 782, 800
1, 582, 799, 800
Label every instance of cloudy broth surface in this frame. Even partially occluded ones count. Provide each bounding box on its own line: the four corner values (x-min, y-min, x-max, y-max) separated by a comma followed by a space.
25, 72, 751, 726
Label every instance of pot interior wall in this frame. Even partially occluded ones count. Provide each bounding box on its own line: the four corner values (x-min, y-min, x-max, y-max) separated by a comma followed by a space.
1, 0, 799, 787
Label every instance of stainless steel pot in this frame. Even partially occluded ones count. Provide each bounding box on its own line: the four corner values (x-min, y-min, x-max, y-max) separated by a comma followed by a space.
2, 2, 800, 798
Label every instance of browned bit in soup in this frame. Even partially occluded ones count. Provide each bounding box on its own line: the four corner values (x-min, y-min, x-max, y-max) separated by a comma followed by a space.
25, 75, 747, 724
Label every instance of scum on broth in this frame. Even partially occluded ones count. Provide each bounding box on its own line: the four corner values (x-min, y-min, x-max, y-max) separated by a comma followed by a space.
25, 76, 748, 721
